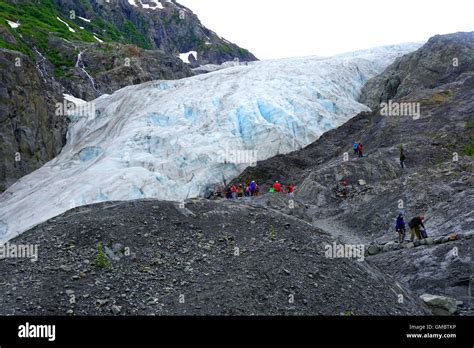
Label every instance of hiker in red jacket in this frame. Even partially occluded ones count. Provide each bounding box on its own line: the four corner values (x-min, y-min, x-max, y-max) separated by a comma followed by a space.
273, 181, 281, 192
230, 185, 238, 199
287, 184, 295, 197
357, 143, 363, 158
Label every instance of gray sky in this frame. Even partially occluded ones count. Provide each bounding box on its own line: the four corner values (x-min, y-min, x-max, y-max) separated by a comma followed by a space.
178, 0, 474, 60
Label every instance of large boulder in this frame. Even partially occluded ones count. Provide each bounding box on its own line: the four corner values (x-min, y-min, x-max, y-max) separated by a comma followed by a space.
420, 294, 458, 315
367, 245, 381, 255
382, 242, 398, 252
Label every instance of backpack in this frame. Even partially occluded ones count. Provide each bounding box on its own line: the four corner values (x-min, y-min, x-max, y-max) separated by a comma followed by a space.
420, 229, 428, 239
250, 182, 256, 191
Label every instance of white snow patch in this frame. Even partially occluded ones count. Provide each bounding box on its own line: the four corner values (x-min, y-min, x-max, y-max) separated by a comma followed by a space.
6, 20, 19, 28
78, 16, 91, 23
56, 17, 76, 33
93, 35, 104, 43
63, 94, 87, 106
179, 51, 197, 64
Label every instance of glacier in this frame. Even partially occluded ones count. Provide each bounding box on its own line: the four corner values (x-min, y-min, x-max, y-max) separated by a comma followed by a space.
0, 43, 422, 243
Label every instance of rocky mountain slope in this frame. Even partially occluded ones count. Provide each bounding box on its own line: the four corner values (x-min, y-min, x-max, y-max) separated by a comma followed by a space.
0, 44, 421, 243
0, 0, 257, 192
0, 48, 68, 192
52, 0, 257, 65
1, 0, 256, 70
231, 32, 474, 313
360, 32, 474, 109
0, 199, 429, 315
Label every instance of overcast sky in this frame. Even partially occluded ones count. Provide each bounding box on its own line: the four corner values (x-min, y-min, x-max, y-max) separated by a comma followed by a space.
178, 0, 474, 60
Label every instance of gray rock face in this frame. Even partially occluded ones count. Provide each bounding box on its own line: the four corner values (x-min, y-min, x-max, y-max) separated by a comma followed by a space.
369, 239, 472, 313
360, 32, 474, 110
53, 39, 195, 101
0, 49, 68, 192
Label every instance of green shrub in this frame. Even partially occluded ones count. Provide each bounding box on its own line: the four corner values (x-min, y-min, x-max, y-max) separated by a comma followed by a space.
96, 242, 112, 270
269, 225, 277, 241
465, 120, 474, 156
464, 138, 474, 156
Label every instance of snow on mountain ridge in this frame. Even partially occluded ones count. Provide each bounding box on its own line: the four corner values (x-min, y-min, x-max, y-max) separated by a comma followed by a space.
0, 43, 423, 243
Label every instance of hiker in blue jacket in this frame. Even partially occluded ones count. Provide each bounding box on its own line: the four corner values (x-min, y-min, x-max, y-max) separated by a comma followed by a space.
395, 213, 406, 243
249, 181, 257, 197
353, 142, 358, 155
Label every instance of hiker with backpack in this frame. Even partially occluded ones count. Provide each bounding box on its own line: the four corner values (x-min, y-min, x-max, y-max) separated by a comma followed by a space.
353, 142, 358, 155
395, 213, 406, 243
249, 181, 257, 197
408, 215, 426, 241
357, 143, 363, 158
238, 184, 244, 198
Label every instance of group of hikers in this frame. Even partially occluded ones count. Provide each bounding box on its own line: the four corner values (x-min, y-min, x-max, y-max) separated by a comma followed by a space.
353, 142, 364, 158
225, 180, 295, 199
268, 181, 295, 196
352, 142, 406, 169
395, 213, 427, 243
226, 181, 259, 199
